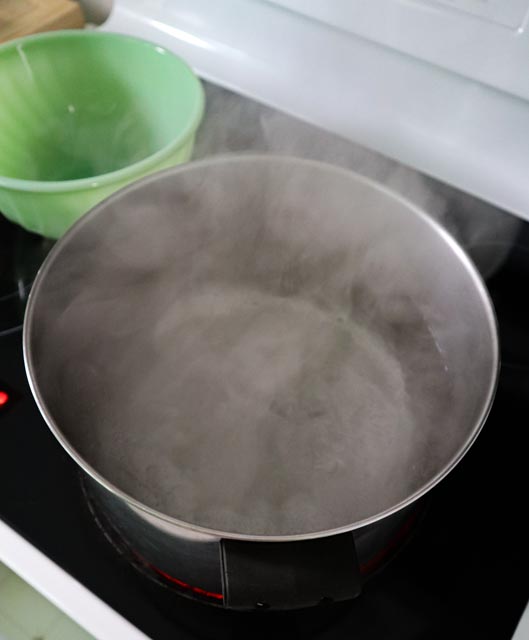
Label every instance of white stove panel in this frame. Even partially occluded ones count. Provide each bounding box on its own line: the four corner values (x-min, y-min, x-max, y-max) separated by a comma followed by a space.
266, 0, 529, 100
428, 0, 529, 27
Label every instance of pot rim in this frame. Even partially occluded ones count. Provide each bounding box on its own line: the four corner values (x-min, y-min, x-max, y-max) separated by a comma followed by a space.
23, 154, 500, 542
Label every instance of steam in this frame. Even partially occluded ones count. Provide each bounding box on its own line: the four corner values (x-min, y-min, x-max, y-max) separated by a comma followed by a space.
30, 83, 499, 537
194, 83, 522, 277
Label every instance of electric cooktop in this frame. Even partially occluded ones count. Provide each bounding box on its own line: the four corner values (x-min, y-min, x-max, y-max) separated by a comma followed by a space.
1, 84, 529, 640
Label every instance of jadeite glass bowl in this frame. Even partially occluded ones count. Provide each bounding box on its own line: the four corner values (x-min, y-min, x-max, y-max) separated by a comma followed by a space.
0, 30, 204, 238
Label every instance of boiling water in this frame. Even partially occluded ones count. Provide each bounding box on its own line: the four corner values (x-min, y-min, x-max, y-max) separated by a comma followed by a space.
47, 281, 452, 536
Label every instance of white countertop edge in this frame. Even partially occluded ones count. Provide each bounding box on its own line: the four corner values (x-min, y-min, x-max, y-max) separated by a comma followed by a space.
512, 600, 529, 640
0, 519, 149, 640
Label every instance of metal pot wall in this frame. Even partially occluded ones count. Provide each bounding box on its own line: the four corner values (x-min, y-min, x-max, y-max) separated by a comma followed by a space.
23, 156, 499, 610
86, 477, 420, 608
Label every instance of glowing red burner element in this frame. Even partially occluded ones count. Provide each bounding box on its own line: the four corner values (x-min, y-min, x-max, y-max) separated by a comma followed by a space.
149, 564, 224, 601
0, 391, 9, 407
130, 547, 224, 601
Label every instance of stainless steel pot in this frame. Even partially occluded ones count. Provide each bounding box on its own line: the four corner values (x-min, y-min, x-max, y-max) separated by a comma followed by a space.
23, 156, 498, 610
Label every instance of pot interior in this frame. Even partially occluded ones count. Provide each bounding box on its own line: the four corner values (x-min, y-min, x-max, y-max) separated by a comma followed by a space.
24, 156, 498, 538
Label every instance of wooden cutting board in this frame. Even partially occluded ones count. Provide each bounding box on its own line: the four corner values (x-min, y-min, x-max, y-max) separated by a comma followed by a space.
0, 0, 85, 44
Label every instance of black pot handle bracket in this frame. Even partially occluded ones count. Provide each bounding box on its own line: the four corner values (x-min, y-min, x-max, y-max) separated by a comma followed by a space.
220, 532, 361, 610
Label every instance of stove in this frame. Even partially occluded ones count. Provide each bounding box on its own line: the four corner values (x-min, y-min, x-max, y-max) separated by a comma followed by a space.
1, 82, 529, 639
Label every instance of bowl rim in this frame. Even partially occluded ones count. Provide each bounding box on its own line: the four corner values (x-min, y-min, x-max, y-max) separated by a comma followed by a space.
0, 30, 205, 193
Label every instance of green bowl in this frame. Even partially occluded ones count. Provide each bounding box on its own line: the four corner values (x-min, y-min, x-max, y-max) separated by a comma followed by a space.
0, 30, 204, 238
